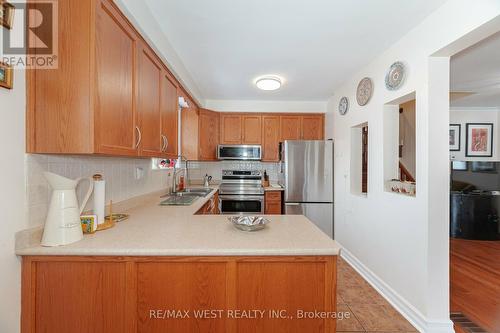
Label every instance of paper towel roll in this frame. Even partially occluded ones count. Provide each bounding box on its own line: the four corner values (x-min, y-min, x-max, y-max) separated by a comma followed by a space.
93, 175, 106, 226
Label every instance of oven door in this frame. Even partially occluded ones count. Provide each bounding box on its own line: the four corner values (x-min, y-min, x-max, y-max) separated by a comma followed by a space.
217, 145, 262, 160
219, 195, 264, 214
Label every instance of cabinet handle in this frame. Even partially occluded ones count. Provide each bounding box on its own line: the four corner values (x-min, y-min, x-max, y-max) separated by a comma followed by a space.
164, 135, 169, 151
161, 135, 166, 152
135, 126, 142, 149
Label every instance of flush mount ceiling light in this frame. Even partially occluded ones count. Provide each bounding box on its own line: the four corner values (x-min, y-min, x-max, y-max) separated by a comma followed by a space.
255, 76, 282, 91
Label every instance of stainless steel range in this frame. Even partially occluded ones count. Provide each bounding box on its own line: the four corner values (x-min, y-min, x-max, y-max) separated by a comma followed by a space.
219, 170, 264, 214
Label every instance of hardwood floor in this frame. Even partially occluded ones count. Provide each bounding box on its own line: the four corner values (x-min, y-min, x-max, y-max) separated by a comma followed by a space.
336, 258, 416, 333
450, 239, 500, 333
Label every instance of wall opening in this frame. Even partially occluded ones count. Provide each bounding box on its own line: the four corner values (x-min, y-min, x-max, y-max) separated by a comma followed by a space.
350, 122, 368, 196
384, 92, 416, 196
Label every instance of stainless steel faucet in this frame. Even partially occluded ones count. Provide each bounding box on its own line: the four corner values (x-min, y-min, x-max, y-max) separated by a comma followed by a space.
173, 155, 189, 193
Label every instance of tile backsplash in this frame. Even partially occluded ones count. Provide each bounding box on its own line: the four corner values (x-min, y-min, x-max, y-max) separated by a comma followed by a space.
188, 161, 279, 182
26, 155, 172, 227
26, 155, 279, 228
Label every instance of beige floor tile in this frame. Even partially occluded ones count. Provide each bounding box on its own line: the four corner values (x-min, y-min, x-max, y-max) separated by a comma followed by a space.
338, 269, 367, 287
336, 304, 365, 332
349, 304, 417, 332
338, 284, 388, 305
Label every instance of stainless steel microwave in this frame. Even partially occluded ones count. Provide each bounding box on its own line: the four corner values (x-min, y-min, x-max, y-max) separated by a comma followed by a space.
217, 145, 262, 160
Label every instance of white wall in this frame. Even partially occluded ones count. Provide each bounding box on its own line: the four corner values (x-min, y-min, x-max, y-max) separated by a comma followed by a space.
326, 1, 500, 332
204, 99, 327, 113
449, 108, 500, 161
0, 68, 26, 333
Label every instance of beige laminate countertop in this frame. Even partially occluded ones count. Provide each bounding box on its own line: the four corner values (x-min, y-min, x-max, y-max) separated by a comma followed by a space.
16, 187, 340, 257
264, 184, 285, 191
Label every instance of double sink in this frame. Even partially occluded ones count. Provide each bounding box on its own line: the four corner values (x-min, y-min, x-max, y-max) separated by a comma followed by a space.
160, 188, 213, 206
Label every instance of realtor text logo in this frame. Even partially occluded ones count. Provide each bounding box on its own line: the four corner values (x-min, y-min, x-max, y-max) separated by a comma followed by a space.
2, 1, 58, 69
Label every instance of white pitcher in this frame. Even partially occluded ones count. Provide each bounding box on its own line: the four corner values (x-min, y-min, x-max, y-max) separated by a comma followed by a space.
41, 172, 94, 247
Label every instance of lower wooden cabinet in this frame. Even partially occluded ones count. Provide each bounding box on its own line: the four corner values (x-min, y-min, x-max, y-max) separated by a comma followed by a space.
195, 192, 219, 215
265, 191, 283, 214
22, 256, 337, 333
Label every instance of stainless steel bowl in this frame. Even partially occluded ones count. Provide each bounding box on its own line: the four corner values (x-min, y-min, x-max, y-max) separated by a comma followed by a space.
228, 216, 269, 232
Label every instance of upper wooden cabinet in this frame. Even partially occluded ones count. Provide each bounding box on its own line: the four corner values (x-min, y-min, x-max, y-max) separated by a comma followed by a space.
219, 114, 262, 145
27, 0, 182, 157
220, 114, 242, 144
214, 113, 325, 161
137, 44, 163, 157
280, 114, 325, 141
180, 93, 199, 160
262, 116, 281, 161
242, 115, 262, 144
302, 115, 324, 140
280, 116, 302, 141
198, 109, 220, 160
160, 72, 179, 158
94, 0, 138, 155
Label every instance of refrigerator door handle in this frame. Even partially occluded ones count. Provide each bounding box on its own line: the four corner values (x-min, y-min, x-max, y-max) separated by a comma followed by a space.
285, 203, 300, 206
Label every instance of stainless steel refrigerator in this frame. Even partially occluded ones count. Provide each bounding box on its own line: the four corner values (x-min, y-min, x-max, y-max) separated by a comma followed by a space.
278, 140, 334, 239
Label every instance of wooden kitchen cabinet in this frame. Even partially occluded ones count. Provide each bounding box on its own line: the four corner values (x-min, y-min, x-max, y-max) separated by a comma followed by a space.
160, 71, 179, 158
195, 191, 219, 214
219, 113, 262, 145
280, 116, 302, 141
280, 114, 325, 141
198, 109, 220, 160
22, 255, 336, 333
220, 114, 242, 144
180, 92, 199, 160
242, 115, 262, 144
262, 116, 281, 161
94, 0, 138, 155
137, 43, 163, 157
302, 115, 324, 140
265, 190, 283, 214
27, 0, 186, 157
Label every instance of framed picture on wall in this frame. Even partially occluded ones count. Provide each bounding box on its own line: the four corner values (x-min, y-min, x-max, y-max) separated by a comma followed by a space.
466, 123, 493, 157
0, 0, 15, 29
449, 124, 461, 151
0, 61, 13, 89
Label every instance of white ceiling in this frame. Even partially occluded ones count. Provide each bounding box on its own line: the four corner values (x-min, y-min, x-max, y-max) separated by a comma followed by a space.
451, 31, 500, 108
144, 0, 447, 102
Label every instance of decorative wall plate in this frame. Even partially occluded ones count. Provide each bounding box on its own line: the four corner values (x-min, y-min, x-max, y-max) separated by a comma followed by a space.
385, 61, 406, 91
356, 77, 373, 106
338, 97, 349, 115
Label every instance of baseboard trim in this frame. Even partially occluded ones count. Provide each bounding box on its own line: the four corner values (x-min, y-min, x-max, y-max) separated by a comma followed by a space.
340, 247, 454, 333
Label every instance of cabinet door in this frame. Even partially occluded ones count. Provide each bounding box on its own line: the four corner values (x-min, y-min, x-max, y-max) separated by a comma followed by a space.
262, 116, 281, 161
302, 115, 324, 140
199, 109, 220, 160
161, 71, 178, 158
220, 114, 242, 144
95, 0, 138, 155
137, 262, 227, 332
137, 45, 163, 156
180, 93, 199, 160
280, 116, 302, 141
34, 261, 127, 333
242, 115, 262, 144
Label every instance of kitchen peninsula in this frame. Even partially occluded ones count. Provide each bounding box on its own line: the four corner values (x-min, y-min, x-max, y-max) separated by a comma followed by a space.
16, 188, 340, 333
